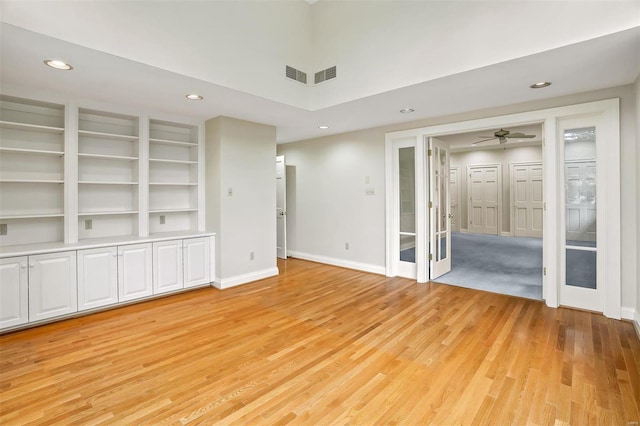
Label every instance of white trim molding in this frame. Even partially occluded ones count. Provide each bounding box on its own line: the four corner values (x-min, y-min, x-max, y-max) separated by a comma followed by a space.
289, 251, 385, 275
213, 267, 279, 289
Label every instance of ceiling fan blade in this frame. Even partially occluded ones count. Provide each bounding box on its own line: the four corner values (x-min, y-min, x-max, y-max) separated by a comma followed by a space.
505, 133, 536, 138
472, 138, 496, 145
478, 135, 494, 139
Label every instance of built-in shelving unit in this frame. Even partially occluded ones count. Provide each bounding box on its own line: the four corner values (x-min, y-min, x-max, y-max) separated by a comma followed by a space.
148, 119, 199, 234
0, 95, 65, 246
77, 109, 140, 241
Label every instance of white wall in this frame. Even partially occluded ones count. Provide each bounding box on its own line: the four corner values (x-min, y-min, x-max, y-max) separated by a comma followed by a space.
205, 117, 277, 286
451, 145, 543, 235
277, 128, 386, 272
278, 84, 637, 312
635, 74, 640, 328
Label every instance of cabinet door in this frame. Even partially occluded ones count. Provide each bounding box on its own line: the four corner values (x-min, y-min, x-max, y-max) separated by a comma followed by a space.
29, 251, 77, 322
78, 247, 118, 311
0, 256, 29, 329
118, 243, 152, 302
153, 240, 184, 294
183, 237, 210, 288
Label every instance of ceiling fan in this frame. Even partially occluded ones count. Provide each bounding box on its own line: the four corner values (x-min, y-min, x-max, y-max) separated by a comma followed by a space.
473, 128, 536, 145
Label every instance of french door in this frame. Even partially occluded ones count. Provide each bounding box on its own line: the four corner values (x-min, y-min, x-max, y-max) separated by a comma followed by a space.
558, 117, 602, 312
429, 138, 451, 280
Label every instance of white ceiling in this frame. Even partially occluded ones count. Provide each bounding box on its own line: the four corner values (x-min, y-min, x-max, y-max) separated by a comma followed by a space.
0, 1, 638, 144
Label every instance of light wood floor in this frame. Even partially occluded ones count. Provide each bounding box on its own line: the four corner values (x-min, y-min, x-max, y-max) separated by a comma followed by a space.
1, 259, 639, 425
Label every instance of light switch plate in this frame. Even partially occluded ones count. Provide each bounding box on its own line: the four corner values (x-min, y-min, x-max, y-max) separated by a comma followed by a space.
160, 215, 165, 224
84, 219, 92, 230
0, 224, 7, 235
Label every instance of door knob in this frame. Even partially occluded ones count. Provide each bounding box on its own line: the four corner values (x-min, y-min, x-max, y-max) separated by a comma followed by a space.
448, 213, 454, 219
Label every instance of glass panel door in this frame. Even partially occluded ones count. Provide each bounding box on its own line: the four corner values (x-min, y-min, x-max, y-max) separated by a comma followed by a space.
560, 121, 602, 312
429, 137, 451, 279
396, 144, 416, 278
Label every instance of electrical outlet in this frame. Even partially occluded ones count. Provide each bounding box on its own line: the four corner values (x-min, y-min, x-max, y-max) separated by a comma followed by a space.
250, 252, 254, 260
365, 187, 375, 195
160, 215, 165, 225
345, 242, 349, 250
0, 224, 7, 235
84, 219, 92, 230
228, 187, 233, 196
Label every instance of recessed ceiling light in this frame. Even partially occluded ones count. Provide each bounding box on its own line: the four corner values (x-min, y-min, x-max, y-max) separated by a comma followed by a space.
318, 125, 330, 129
529, 81, 551, 89
185, 94, 204, 100
44, 59, 73, 70
400, 108, 415, 113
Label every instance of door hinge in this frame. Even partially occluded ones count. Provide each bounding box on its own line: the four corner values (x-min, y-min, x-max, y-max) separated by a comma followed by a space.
428, 149, 432, 157
543, 203, 546, 211
543, 267, 546, 276
429, 201, 433, 208
429, 254, 433, 261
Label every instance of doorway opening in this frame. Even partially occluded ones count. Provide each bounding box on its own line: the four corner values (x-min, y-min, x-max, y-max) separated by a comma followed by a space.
433, 124, 544, 300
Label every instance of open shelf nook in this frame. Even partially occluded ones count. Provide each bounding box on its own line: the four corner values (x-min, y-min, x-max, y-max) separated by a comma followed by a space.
0, 95, 66, 246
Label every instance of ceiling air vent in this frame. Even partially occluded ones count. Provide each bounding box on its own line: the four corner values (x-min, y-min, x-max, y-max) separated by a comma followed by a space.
315, 66, 337, 84
286, 65, 307, 84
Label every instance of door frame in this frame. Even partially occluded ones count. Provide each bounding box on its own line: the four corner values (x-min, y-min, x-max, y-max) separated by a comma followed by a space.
384, 98, 620, 319
466, 163, 502, 236
510, 161, 543, 238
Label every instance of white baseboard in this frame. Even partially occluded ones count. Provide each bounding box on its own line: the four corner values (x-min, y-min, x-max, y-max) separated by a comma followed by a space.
622, 306, 640, 340
213, 267, 279, 289
500, 231, 512, 237
288, 250, 385, 275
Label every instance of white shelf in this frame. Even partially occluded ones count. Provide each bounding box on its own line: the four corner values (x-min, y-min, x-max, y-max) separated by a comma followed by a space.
0, 213, 64, 220
78, 211, 138, 217
0, 179, 63, 184
149, 158, 197, 165
149, 137, 197, 147
0, 120, 64, 134
149, 208, 198, 214
78, 129, 138, 142
78, 181, 139, 185
149, 182, 197, 186
78, 153, 138, 161
0, 147, 64, 157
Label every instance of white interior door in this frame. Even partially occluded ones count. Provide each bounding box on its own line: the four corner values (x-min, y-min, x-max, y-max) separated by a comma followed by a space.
429, 138, 451, 279
467, 165, 500, 235
559, 118, 601, 312
512, 162, 543, 238
449, 166, 460, 233
276, 155, 287, 259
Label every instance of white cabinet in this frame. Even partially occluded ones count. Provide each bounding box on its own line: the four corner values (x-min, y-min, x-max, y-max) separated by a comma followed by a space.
152, 237, 211, 293
28, 251, 77, 322
152, 240, 184, 294
184, 237, 211, 288
0, 256, 28, 329
77, 247, 118, 311
118, 243, 152, 302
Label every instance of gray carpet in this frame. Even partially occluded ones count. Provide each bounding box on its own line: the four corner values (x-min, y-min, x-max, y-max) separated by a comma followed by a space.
435, 232, 543, 300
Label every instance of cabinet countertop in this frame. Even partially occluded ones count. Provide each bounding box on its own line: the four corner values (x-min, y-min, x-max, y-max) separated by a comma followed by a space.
0, 232, 216, 258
